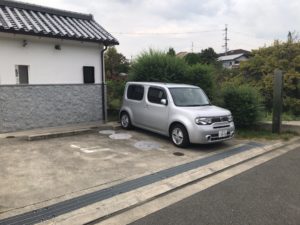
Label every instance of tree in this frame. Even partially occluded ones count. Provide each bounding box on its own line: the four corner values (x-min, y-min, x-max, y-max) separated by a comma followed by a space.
184, 53, 201, 65
199, 47, 218, 65
183, 48, 218, 65
105, 47, 130, 78
238, 36, 300, 115
167, 47, 176, 56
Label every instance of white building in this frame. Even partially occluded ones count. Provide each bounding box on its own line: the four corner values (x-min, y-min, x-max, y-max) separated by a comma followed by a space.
218, 53, 249, 69
0, 0, 118, 132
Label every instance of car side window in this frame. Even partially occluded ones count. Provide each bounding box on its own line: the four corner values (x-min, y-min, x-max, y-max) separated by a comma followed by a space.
148, 87, 167, 104
127, 85, 144, 101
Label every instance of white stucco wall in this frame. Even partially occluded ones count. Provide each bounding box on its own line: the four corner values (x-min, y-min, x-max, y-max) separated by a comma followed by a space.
221, 55, 249, 68
0, 33, 103, 85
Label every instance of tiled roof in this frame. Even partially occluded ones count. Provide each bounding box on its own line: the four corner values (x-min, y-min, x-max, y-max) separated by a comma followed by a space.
0, 0, 118, 45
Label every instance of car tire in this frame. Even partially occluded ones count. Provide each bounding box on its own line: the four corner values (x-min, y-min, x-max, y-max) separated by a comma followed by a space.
120, 112, 132, 130
170, 124, 190, 148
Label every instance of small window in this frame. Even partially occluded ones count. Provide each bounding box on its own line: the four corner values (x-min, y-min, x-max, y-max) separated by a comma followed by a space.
15, 65, 29, 84
83, 66, 95, 84
148, 87, 166, 104
127, 85, 144, 101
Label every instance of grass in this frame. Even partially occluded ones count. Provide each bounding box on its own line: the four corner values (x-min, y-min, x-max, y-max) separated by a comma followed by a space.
236, 129, 298, 141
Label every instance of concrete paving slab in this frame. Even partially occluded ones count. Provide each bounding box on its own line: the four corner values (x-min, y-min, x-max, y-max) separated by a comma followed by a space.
36, 139, 300, 225
0, 127, 245, 218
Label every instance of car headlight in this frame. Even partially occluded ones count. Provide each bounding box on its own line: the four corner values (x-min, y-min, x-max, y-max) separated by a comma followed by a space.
195, 117, 212, 125
228, 115, 233, 122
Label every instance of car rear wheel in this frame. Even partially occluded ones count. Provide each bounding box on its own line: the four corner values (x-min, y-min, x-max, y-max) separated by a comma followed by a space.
170, 124, 189, 148
121, 112, 132, 129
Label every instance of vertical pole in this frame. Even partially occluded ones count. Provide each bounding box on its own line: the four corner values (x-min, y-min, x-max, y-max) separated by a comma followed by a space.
272, 69, 283, 133
101, 45, 108, 123
223, 24, 229, 55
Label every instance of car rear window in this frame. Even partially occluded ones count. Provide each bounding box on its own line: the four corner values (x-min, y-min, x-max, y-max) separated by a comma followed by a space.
127, 85, 144, 101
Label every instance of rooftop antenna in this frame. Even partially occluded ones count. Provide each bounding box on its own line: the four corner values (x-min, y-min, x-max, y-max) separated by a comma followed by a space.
222, 24, 229, 55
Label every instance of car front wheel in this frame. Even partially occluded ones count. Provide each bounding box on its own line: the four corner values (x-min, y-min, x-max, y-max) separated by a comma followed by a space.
170, 124, 189, 148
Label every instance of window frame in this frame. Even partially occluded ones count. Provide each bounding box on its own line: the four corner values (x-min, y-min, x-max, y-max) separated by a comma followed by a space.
147, 86, 168, 105
15, 65, 29, 85
83, 66, 95, 84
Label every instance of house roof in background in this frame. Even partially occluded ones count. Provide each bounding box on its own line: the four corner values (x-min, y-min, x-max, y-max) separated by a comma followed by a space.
0, 0, 118, 45
218, 49, 250, 57
176, 51, 188, 58
218, 53, 245, 61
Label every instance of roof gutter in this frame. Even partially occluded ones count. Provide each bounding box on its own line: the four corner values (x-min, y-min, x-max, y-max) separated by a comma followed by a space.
100, 45, 108, 123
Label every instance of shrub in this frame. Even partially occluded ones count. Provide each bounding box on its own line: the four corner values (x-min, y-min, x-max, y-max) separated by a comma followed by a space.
107, 79, 126, 111
129, 49, 187, 83
184, 64, 215, 99
221, 84, 263, 128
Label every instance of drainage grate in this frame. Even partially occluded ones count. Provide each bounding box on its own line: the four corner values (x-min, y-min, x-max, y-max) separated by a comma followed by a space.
5, 136, 15, 139
173, 152, 185, 156
0, 142, 263, 225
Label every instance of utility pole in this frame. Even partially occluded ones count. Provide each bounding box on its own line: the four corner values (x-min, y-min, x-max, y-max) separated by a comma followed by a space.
191, 42, 194, 53
272, 69, 283, 133
223, 24, 229, 55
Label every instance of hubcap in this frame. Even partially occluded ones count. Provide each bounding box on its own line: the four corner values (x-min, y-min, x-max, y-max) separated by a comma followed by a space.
172, 128, 184, 145
121, 115, 129, 127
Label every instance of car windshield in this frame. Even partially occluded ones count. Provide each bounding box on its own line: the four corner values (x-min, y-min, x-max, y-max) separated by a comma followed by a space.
169, 87, 210, 107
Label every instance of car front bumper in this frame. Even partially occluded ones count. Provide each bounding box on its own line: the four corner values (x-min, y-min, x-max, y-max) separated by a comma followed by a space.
188, 122, 235, 144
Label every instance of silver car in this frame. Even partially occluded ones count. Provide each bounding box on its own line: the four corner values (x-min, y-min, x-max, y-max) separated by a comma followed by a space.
120, 82, 235, 147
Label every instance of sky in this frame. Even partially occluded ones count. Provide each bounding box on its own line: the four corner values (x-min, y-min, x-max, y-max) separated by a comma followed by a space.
20, 0, 300, 58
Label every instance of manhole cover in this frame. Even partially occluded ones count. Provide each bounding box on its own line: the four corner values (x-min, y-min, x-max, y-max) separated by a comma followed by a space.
109, 133, 132, 140
173, 152, 185, 156
6, 136, 15, 139
99, 130, 115, 135
134, 141, 161, 150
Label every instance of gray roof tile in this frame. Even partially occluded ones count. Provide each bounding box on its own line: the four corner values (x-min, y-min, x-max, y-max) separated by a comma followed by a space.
0, 0, 118, 45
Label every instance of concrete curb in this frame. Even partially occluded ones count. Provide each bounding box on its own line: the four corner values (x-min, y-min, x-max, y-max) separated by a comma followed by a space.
40, 137, 300, 225
26, 124, 121, 141
257, 121, 300, 134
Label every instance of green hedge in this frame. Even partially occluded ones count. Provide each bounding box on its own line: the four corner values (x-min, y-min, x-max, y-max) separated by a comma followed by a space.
221, 84, 263, 128
184, 64, 215, 99
129, 49, 187, 82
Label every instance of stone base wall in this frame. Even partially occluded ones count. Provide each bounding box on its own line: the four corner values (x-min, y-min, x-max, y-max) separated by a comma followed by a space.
0, 84, 103, 133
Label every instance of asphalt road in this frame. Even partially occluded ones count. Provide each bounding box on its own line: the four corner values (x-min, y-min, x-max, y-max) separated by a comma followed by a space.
131, 147, 300, 225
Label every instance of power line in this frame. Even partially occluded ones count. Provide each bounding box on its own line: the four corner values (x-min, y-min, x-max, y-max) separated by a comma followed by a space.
111, 29, 221, 36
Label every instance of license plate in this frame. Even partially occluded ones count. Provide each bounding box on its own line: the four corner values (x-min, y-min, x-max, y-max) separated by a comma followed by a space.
218, 130, 227, 138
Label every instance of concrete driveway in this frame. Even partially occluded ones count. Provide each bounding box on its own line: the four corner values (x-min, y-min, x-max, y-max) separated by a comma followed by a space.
0, 128, 247, 217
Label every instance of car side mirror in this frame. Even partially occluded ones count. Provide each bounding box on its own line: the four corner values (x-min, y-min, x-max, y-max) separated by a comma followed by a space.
161, 99, 168, 105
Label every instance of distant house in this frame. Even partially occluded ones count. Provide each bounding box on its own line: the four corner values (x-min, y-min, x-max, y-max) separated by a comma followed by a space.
0, 0, 118, 132
176, 51, 188, 58
218, 49, 251, 69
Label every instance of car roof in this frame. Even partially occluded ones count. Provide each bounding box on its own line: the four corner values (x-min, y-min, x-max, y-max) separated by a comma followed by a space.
126, 82, 199, 88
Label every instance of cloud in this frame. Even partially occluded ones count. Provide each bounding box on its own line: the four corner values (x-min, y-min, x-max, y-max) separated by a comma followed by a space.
18, 0, 300, 57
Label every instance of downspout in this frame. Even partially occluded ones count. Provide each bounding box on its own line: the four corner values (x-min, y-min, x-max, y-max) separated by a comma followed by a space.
100, 44, 108, 123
